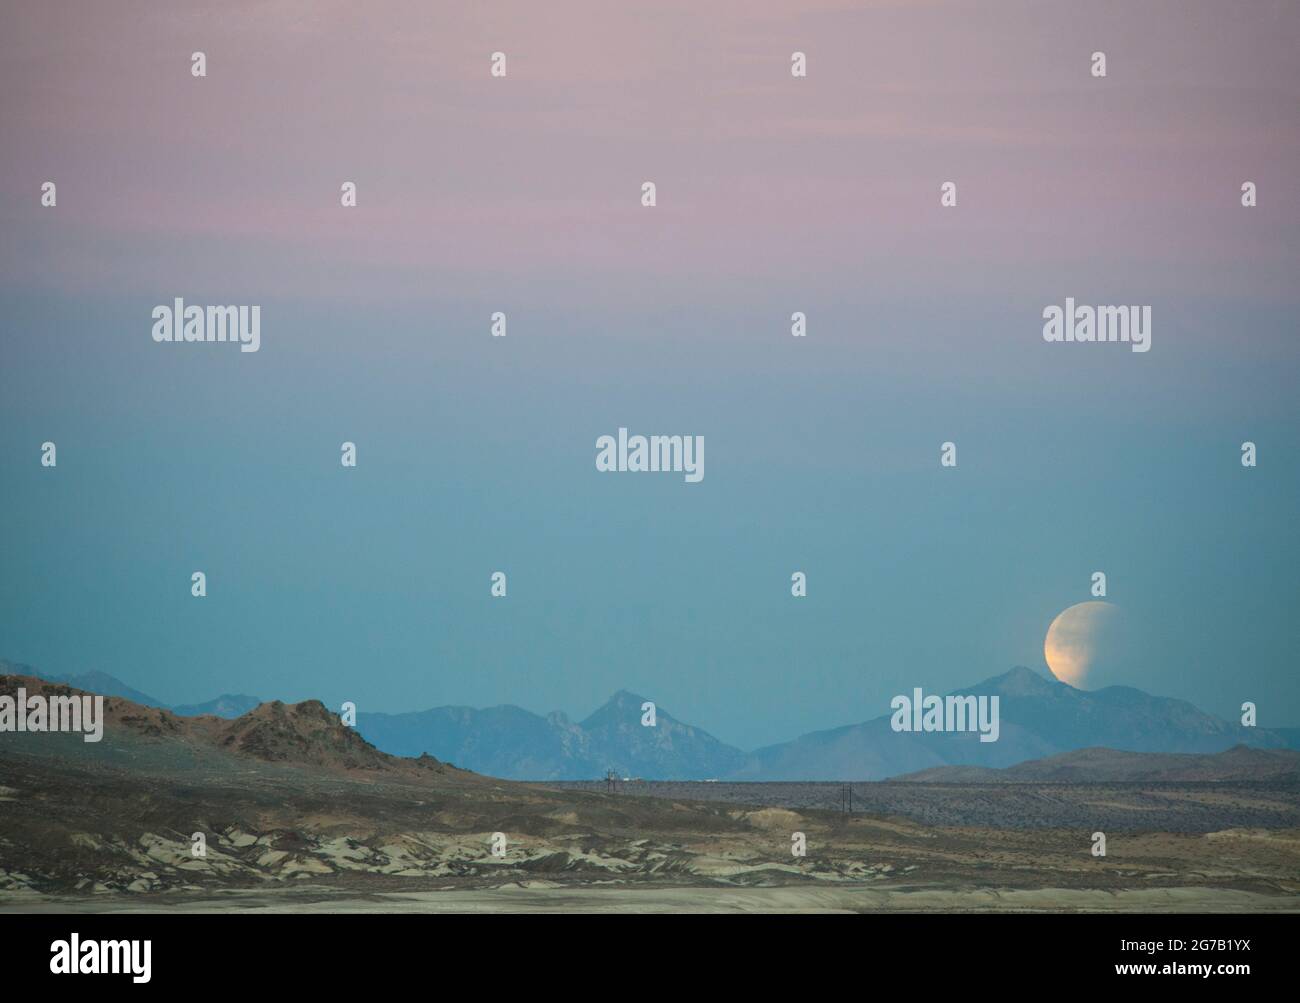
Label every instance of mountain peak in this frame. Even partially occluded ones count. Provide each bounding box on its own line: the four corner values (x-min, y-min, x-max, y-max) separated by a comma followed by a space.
982, 665, 1063, 696
173, 693, 262, 718
606, 689, 650, 706
1031, 662, 1059, 682
215, 699, 434, 773
578, 690, 654, 729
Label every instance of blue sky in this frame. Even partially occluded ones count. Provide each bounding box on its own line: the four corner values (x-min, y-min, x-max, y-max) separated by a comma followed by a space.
1, 1, 1297, 748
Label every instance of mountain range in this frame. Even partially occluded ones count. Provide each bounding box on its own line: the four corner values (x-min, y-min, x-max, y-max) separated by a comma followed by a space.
356, 689, 748, 780
730, 666, 1292, 780
2, 659, 1294, 780
0, 662, 262, 720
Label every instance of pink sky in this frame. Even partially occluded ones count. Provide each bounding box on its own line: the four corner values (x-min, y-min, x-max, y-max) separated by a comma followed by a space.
3, 0, 1297, 303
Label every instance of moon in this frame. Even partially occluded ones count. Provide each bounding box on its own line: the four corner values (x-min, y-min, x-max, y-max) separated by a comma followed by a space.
1043, 601, 1122, 688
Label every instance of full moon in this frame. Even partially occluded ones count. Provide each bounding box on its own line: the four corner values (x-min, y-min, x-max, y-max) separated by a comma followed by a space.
1043, 601, 1122, 688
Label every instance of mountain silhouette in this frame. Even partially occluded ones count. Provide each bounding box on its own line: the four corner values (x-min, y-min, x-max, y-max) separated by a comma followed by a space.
0, 661, 260, 720
357, 689, 746, 780
172, 694, 263, 718
732, 666, 1291, 780
35, 666, 167, 709
5, 660, 1295, 781
0, 671, 448, 777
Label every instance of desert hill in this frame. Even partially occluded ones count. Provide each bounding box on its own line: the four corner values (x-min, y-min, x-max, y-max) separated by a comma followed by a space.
0, 673, 448, 777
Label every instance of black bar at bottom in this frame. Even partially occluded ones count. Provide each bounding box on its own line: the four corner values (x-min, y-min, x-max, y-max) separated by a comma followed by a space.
0, 912, 1289, 988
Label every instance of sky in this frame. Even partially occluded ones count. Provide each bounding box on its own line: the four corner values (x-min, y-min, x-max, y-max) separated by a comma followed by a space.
1, 1, 1297, 750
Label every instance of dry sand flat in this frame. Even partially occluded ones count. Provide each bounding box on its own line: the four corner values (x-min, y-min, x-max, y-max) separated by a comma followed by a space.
6, 884, 1296, 914
547, 780, 1300, 832
4, 754, 1297, 911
